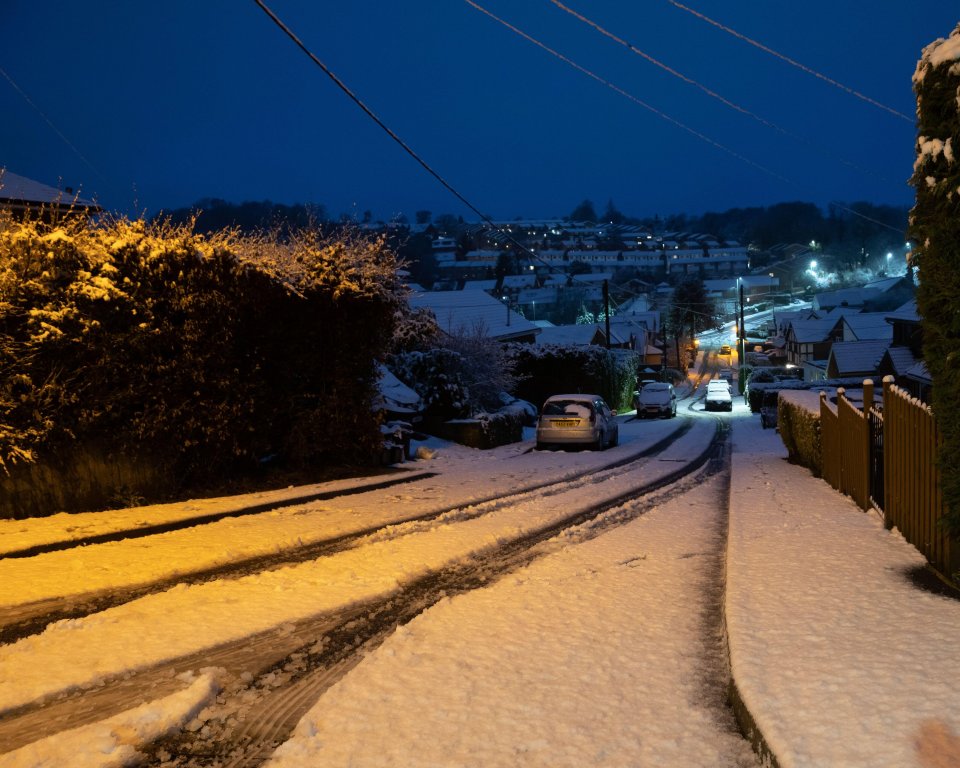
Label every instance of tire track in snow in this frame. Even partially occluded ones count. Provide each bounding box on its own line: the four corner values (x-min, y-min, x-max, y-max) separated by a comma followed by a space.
0, 420, 726, 762
0, 421, 695, 646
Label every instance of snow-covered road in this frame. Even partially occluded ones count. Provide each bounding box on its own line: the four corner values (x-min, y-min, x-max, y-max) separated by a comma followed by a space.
1, 399, 757, 766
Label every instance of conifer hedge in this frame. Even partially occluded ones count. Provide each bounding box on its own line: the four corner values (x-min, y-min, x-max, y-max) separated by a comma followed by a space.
911, 24, 960, 534
505, 344, 638, 412
0, 214, 402, 510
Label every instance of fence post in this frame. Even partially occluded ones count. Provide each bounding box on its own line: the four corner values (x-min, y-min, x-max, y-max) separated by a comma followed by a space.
882, 375, 896, 531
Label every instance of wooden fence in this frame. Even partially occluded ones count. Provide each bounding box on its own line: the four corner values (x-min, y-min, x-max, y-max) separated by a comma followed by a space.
820, 376, 956, 578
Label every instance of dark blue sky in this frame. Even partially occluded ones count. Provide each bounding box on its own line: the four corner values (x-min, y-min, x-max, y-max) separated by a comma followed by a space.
2, 2, 956, 223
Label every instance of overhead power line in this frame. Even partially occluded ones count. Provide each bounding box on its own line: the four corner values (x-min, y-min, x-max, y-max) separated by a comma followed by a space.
464, 0, 790, 186
547, 0, 890, 183
251, 0, 611, 294
827, 201, 907, 237
251, 0, 494, 227
665, 0, 913, 123
0, 66, 105, 183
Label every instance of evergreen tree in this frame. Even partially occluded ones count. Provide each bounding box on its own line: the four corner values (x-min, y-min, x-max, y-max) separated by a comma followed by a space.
910, 24, 960, 534
569, 199, 598, 222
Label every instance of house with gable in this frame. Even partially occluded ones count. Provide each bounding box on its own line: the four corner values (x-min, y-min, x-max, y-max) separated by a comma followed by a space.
876, 299, 931, 400
0, 169, 100, 220
785, 315, 843, 371
825, 339, 891, 380
408, 288, 540, 344
813, 286, 881, 312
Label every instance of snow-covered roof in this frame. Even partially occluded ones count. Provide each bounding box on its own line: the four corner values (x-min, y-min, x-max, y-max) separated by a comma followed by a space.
882, 346, 918, 377
409, 289, 539, 342
864, 275, 908, 293
376, 364, 422, 414
884, 298, 920, 324
0, 168, 99, 209
788, 317, 836, 343
535, 324, 604, 347
501, 274, 538, 289
905, 360, 931, 383
609, 311, 659, 333
828, 340, 891, 376
813, 287, 881, 311
463, 279, 498, 292
843, 313, 894, 341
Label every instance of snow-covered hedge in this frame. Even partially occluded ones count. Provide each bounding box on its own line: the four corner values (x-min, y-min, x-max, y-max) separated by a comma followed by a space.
505, 344, 639, 412
777, 390, 823, 477
0, 214, 403, 515
746, 377, 864, 413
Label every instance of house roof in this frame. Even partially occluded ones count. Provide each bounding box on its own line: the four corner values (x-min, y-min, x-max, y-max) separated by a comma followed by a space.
864, 275, 908, 293
828, 340, 891, 376
884, 298, 920, 324
535, 324, 604, 346
813, 287, 881, 311
788, 317, 837, 343
609, 311, 659, 333
843, 313, 894, 341
906, 360, 931, 384
376, 364, 421, 414
408, 289, 539, 342
883, 346, 919, 376
0, 169, 99, 209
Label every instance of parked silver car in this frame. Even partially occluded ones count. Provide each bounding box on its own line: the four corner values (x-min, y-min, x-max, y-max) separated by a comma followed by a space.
536, 394, 619, 450
704, 380, 733, 412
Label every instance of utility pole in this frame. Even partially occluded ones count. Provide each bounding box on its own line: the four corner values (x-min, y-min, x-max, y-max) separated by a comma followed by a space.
603, 279, 611, 349
738, 279, 746, 392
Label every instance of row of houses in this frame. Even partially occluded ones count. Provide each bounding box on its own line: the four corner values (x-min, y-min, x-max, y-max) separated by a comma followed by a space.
407, 287, 664, 369
429, 220, 749, 282
769, 279, 929, 400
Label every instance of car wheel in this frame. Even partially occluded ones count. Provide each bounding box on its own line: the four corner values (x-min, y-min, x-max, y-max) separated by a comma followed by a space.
609, 431, 619, 447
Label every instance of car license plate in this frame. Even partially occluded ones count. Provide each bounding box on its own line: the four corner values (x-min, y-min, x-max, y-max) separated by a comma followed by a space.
553, 419, 578, 427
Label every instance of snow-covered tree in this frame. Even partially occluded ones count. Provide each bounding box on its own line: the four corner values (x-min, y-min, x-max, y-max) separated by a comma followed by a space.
910, 23, 960, 534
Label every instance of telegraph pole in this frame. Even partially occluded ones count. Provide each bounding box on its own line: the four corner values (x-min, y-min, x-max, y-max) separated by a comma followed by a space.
738, 279, 746, 392
603, 279, 611, 349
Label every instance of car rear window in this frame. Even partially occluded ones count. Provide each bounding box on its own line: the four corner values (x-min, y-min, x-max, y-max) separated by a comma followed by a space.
544, 400, 594, 418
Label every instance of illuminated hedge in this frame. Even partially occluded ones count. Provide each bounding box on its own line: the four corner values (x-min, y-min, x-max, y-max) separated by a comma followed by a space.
0, 215, 403, 494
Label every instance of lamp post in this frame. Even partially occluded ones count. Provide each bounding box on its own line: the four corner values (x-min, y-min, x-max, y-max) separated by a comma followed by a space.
738, 277, 746, 393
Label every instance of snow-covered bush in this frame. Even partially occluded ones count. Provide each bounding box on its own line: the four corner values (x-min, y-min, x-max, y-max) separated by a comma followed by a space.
777, 390, 823, 476
0, 214, 402, 512
388, 348, 471, 431
505, 343, 638, 412
387, 322, 520, 434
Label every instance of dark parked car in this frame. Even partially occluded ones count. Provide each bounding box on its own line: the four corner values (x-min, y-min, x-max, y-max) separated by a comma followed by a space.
760, 390, 779, 429
635, 383, 677, 418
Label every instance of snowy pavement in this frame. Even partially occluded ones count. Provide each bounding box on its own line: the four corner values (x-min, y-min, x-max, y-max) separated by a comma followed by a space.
728, 415, 960, 768
2, 393, 960, 767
